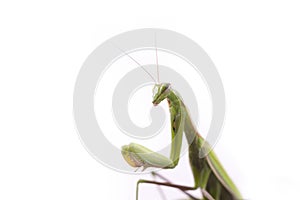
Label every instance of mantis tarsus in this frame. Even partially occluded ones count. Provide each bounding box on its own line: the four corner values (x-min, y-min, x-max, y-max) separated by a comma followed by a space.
118, 39, 242, 200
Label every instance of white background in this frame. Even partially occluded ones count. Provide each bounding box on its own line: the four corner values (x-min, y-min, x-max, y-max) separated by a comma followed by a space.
1, 1, 300, 199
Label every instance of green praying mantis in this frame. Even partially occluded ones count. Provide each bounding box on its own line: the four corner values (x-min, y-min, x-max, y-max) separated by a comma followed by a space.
118, 40, 242, 200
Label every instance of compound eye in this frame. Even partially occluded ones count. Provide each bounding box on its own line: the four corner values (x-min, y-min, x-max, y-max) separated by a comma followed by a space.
152, 86, 159, 97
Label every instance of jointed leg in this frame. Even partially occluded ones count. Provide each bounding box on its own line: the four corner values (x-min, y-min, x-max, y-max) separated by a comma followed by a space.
151, 172, 201, 200
151, 172, 167, 200
136, 177, 200, 200
152, 172, 215, 200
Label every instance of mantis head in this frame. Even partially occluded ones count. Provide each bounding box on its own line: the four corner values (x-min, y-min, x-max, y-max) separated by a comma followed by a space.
152, 83, 171, 106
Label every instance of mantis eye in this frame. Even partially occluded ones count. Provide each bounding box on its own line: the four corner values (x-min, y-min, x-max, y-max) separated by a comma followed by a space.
152, 86, 159, 97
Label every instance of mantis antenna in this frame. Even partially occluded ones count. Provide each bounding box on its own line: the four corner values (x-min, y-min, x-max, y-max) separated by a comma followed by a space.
112, 43, 157, 83
154, 33, 160, 83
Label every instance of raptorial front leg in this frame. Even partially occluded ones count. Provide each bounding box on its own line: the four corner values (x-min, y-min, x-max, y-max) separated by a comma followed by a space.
121, 143, 176, 169
121, 107, 185, 170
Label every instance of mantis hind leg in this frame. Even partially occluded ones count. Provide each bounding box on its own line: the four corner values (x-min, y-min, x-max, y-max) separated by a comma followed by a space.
136, 173, 200, 200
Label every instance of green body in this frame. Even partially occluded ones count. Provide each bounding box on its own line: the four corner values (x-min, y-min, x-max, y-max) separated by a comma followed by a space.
122, 83, 242, 200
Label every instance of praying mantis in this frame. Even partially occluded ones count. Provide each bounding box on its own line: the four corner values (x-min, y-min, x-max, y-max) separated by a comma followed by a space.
118, 40, 242, 200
